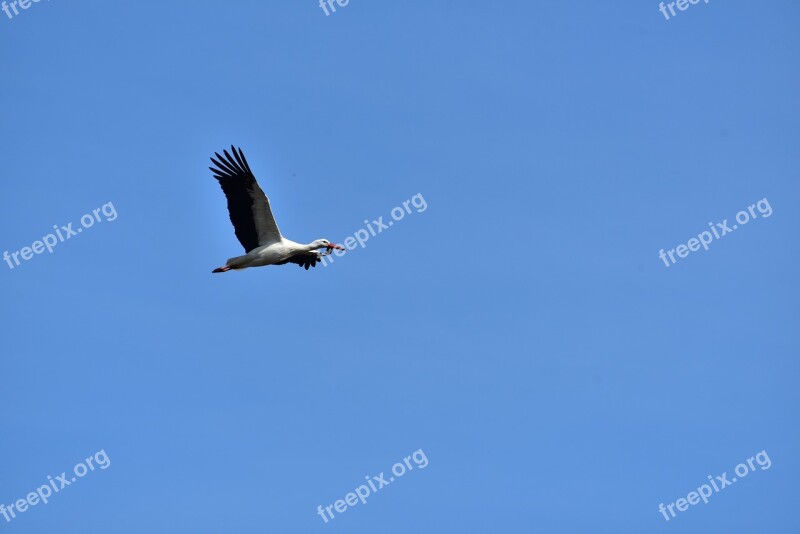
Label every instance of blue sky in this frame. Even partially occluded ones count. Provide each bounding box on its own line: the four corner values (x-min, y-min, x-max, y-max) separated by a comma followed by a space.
1, 1, 799, 532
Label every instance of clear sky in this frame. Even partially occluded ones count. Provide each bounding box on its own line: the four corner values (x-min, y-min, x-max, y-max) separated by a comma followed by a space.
1, 1, 799, 532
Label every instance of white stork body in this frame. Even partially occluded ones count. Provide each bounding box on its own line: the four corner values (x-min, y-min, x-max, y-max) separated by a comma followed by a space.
221, 239, 322, 271
209, 146, 343, 273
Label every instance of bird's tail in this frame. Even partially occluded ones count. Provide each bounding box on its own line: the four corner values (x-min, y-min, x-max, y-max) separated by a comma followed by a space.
212, 254, 249, 273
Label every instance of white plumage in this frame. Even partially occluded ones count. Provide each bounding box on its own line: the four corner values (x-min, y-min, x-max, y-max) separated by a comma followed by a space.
209, 146, 343, 273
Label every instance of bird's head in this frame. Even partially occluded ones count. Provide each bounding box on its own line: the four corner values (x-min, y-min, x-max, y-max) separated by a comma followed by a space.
314, 239, 345, 251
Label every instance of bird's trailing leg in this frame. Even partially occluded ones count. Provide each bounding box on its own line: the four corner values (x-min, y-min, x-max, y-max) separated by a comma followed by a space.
212, 266, 233, 273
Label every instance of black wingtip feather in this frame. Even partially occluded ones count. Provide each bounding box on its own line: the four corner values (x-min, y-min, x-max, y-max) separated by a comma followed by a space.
211, 154, 236, 177
237, 147, 253, 174
231, 146, 248, 172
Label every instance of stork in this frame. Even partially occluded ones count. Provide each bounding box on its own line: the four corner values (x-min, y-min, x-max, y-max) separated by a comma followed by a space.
209, 146, 343, 273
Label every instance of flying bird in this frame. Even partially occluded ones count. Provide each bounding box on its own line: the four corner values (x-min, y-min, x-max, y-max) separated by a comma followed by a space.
209, 146, 344, 273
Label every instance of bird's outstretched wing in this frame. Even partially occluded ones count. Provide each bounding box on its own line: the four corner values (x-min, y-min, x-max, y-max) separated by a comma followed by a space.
277, 251, 323, 270
209, 146, 282, 252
